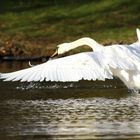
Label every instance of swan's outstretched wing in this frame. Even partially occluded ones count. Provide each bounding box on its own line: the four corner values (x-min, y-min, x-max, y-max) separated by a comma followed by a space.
0, 43, 139, 82
0, 52, 114, 82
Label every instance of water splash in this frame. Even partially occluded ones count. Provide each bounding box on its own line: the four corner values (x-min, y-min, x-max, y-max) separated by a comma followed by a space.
16, 82, 76, 90
15, 79, 125, 91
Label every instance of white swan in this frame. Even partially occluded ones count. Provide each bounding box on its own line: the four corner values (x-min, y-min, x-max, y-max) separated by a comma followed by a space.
0, 29, 140, 90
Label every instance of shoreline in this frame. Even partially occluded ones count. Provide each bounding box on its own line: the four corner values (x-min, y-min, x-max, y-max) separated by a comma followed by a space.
0, 39, 129, 61
0, 55, 50, 62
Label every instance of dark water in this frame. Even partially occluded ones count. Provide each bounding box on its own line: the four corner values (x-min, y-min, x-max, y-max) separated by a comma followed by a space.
0, 62, 140, 140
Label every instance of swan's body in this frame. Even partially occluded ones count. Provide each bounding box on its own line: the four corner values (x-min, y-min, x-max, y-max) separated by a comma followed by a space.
0, 29, 140, 89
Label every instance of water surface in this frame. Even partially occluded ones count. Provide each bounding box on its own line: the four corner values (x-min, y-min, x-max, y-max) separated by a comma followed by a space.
0, 62, 140, 140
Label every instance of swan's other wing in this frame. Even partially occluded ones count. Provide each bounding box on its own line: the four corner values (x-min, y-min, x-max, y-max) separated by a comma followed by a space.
104, 44, 140, 70
0, 52, 113, 82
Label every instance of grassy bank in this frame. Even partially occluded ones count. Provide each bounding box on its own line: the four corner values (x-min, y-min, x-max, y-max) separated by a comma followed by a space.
0, 0, 140, 57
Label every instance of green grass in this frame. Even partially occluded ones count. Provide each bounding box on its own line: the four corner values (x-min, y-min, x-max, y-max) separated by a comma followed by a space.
0, 0, 140, 56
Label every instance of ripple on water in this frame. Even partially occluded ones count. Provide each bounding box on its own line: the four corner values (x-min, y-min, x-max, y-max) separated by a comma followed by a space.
1, 94, 140, 139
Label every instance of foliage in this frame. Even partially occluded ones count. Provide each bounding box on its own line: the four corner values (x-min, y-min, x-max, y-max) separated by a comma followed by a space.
0, 0, 140, 56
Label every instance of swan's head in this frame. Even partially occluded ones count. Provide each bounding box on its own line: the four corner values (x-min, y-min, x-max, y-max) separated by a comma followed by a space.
51, 43, 71, 58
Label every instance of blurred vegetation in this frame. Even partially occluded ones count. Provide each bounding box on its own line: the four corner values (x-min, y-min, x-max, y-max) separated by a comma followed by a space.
0, 0, 140, 56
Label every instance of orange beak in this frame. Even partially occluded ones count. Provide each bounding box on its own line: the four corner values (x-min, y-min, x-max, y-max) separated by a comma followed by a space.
51, 49, 58, 58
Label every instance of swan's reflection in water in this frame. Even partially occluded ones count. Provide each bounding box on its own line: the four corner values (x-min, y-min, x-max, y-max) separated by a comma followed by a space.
0, 79, 140, 139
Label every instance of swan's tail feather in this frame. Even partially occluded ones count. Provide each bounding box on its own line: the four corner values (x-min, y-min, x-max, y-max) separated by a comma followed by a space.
136, 28, 140, 42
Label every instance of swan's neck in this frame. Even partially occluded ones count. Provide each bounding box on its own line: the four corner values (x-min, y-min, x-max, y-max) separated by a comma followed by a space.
69, 37, 103, 51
